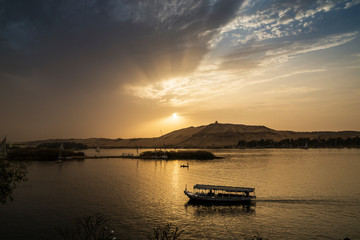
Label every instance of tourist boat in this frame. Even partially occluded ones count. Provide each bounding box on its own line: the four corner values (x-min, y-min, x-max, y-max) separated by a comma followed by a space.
184, 184, 256, 203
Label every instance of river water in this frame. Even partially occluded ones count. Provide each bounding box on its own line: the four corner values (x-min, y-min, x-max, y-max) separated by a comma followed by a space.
1, 148, 359, 239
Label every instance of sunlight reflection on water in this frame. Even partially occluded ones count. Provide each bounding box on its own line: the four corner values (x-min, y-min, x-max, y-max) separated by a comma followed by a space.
0, 148, 359, 239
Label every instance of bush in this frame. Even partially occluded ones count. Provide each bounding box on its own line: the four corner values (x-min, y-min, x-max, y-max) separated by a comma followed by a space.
146, 223, 184, 240
0, 159, 28, 204
56, 213, 116, 240
167, 150, 216, 160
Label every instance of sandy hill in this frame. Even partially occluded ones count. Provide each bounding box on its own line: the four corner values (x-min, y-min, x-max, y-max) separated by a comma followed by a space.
24, 122, 360, 148
161, 122, 277, 147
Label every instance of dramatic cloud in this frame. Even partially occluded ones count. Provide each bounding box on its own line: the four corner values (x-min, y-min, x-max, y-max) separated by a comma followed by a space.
129, 1, 360, 106
1, 0, 359, 140
0, 0, 243, 94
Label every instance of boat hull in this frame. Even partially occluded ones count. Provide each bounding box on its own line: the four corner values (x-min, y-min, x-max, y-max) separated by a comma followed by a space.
184, 190, 255, 203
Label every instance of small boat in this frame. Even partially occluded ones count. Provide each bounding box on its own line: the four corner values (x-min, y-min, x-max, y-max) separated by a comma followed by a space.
184, 184, 256, 203
96, 146, 100, 153
180, 162, 189, 168
57, 143, 64, 162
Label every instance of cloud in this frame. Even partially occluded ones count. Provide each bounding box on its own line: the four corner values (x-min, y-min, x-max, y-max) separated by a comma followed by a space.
127, 72, 234, 106
129, 29, 358, 106
123, 1, 359, 107
0, 0, 244, 98
345, 0, 360, 9
1, 0, 358, 104
261, 32, 358, 65
219, 31, 357, 73
209, 0, 359, 48
247, 68, 327, 86
266, 86, 319, 95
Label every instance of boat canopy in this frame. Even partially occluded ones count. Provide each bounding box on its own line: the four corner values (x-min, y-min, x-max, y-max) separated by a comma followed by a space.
193, 184, 255, 193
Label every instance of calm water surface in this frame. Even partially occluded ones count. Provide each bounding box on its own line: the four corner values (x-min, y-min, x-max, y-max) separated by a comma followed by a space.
1, 149, 360, 239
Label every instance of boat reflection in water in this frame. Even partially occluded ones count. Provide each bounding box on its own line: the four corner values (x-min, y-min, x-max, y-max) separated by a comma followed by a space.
185, 200, 256, 216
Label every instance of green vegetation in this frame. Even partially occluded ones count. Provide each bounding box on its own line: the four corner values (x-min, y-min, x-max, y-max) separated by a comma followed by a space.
237, 137, 360, 148
7, 148, 84, 161
0, 159, 28, 204
37, 142, 88, 149
140, 150, 217, 160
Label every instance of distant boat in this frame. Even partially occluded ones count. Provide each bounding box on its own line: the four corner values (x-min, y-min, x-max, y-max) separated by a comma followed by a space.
184, 184, 256, 203
180, 162, 189, 168
57, 143, 64, 162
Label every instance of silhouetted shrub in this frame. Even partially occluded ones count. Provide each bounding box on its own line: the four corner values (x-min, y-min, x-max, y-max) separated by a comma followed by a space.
56, 213, 116, 240
167, 150, 216, 160
146, 223, 184, 240
0, 159, 28, 204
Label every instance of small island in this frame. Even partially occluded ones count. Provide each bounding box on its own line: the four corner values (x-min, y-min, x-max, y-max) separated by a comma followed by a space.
139, 150, 218, 160
87, 150, 219, 160
4, 139, 218, 160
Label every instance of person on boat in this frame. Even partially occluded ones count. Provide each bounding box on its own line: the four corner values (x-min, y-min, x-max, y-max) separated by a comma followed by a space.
209, 189, 214, 196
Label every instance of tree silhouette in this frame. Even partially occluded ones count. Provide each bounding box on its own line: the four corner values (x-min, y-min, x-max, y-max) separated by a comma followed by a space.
0, 159, 28, 204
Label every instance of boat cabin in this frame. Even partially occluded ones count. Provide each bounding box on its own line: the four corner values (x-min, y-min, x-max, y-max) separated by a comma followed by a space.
185, 184, 256, 202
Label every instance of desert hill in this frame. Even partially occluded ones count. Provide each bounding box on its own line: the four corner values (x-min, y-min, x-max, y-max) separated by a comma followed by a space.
23, 122, 360, 148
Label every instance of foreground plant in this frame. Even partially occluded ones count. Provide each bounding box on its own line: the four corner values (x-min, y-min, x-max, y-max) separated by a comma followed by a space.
146, 223, 184, 240
0, 159, 28, 204
56, 213, 116, 240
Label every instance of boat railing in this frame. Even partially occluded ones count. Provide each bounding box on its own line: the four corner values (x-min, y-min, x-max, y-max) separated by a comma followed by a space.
194, 189, 254, 198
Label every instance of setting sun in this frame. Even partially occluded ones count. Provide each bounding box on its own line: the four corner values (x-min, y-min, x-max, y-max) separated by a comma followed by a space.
172, 113, 178, 119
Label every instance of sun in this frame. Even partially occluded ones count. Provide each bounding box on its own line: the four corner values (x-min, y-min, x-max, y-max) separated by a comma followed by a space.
172, 113, 178, 119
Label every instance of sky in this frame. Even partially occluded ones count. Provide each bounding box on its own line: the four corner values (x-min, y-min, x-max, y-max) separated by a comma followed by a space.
1, 0, 360, 141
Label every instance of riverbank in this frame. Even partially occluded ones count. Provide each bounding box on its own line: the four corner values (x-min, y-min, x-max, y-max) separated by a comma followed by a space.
6, 149, 218, 161
87, 150, 219, 160
7, 148, 85, 161
139, 150, 217, 160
